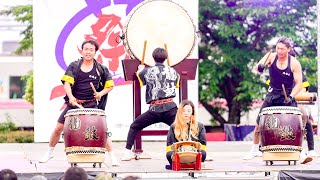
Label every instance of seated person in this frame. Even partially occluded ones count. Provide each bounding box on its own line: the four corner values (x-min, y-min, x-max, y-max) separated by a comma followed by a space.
166, 100, 207, 166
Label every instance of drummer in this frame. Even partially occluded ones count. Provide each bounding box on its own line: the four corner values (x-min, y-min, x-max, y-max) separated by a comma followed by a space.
121, 48, 180, 161
40, 40, 120, 166
166, 100, 207, 166
243, 37, 307, 162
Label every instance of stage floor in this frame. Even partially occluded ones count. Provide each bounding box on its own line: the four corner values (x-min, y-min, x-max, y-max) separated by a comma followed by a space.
0, 139, 320, 179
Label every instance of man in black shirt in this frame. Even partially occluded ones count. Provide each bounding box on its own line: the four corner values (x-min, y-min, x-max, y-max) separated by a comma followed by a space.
121, 48, 180, 161
40, 40, 120, 166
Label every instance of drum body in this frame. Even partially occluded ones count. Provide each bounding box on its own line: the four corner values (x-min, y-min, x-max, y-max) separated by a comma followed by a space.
123, 0, 196, 66
64, 108, 107, 148
259, 106, 303, 152
63, 108, 107, 164
172, 141, 200, 163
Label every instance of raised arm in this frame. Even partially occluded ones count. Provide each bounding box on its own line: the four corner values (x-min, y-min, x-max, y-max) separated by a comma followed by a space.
255, 52, 275, 73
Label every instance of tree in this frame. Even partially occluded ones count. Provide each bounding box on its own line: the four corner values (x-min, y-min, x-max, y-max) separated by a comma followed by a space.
198, 0, 317, 126
1, 5, 33, 105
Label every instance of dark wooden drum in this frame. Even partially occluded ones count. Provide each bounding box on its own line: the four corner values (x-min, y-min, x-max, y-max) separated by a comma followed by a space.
259, 106, 303, 153
63, 108, 107, 166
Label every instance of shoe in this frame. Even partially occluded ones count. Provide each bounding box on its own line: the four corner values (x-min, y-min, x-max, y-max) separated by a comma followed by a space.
121, 151, 133, 161
243, 150, 262, 160
300, 151, 313, 164
39, 152, 54, 163
111, 157, 120, 166
307, 150, 319, 157
165, 165, 172, 170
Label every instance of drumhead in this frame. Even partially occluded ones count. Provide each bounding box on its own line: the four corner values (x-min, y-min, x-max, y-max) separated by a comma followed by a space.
260, 106, 302, 116
65, 108, 105, 117
123, 0, 196, 66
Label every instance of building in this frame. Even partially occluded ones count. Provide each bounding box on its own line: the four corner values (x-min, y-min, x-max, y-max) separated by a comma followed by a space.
0, 0, 33, 128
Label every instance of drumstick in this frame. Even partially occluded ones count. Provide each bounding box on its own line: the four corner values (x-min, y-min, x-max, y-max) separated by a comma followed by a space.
141, 40, 147, 65
164, 43, 170, 66
74, 102, 84, 109
282, 84, 288, 102
90, 82, 97, 95
263, 50, 273, 66
90, 82, 100, 102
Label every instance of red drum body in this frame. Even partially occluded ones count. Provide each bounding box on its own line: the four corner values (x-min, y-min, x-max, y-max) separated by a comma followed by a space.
64, 108, 107, 148
63, 108, 107, 165
259, 106, 303, 152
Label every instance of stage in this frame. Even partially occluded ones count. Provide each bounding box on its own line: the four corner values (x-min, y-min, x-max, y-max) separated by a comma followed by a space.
0, 140, 319, 179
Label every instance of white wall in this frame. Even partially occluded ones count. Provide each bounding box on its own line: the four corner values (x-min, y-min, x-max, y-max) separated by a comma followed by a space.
0, 57, 33, 127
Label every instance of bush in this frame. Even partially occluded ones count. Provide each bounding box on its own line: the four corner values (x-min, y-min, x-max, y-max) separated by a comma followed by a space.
0, 136, 8, 143
0, 131, 34, 143
0, 114, 17, 133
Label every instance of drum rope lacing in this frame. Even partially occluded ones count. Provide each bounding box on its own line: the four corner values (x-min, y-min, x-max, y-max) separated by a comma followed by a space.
65, 147, 107, 155
64, 108, 106, 117
260, 145, 302, 152
260, 107, 302, 116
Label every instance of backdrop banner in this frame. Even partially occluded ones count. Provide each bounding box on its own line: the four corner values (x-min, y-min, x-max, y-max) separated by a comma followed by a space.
33, 0, 199, 142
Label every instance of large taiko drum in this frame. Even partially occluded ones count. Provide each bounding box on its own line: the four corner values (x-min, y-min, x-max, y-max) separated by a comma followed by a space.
63, 108, 107, 166
122, 0, 197, 66
259, 106, 303, 164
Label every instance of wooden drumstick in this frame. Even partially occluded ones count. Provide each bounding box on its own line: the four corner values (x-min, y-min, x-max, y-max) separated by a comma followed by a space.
90, 82, 100, 102
164, 43, 170, 66
141, 40, 147, 65
263, 50, 273, 66
282, 84, 288, 102
74, 102, 84, 109
90, 82, 97, 95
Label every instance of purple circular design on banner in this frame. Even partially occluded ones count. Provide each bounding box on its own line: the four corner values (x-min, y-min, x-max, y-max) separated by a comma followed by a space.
55, 0, 143, 70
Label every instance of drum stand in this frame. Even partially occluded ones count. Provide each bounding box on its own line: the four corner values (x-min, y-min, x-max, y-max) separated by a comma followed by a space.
172, 152, 202, 171
263, 152, 299, 165
122, 59, 199, 157
261, 146, 301, 165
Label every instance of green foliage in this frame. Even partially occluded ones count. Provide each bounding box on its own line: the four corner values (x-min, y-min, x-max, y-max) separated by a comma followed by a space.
0, 131, 34, 143
199, 0, 317, 125
21, 70, 34, 105
0, 136, 8, 143
0, 5, 33, 54
0, 114, 17, 133
15, 134, 34, 143
1, 5, 34, 105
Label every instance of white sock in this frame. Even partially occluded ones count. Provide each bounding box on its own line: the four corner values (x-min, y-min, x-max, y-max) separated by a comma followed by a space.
251, 144, 259, 152
109, 151, 116, 158
48, 147, 54, 154
125, 149, 132, 154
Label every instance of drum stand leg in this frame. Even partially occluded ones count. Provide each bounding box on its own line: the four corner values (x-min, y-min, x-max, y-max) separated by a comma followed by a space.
195, 153, 202, 170
172, 153, 181, 171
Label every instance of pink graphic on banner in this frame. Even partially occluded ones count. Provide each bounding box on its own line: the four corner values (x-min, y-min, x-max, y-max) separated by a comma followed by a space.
51, 0, 142, 103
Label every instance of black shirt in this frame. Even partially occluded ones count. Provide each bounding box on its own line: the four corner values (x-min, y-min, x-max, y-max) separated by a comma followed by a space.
72, 64, 100, 100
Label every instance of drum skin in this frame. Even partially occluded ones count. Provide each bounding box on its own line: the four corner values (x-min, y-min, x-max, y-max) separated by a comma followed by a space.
259, 106, 303, 147
123, 0, 196, 66
64, 109, 107, 148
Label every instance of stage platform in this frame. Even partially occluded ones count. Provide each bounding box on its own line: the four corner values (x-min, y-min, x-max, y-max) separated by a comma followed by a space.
0, 139, 319, 179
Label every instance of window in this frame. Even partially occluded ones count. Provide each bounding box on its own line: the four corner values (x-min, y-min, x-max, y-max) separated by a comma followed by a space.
2, 41, 19, 54
9, 76, 26, 99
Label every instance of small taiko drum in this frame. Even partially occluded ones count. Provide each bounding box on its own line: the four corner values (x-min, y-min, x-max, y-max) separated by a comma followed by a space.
259, 106, 303, 165
63, 108, 107, 166
122, 0, 197, 66
172, 141, 201, 163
